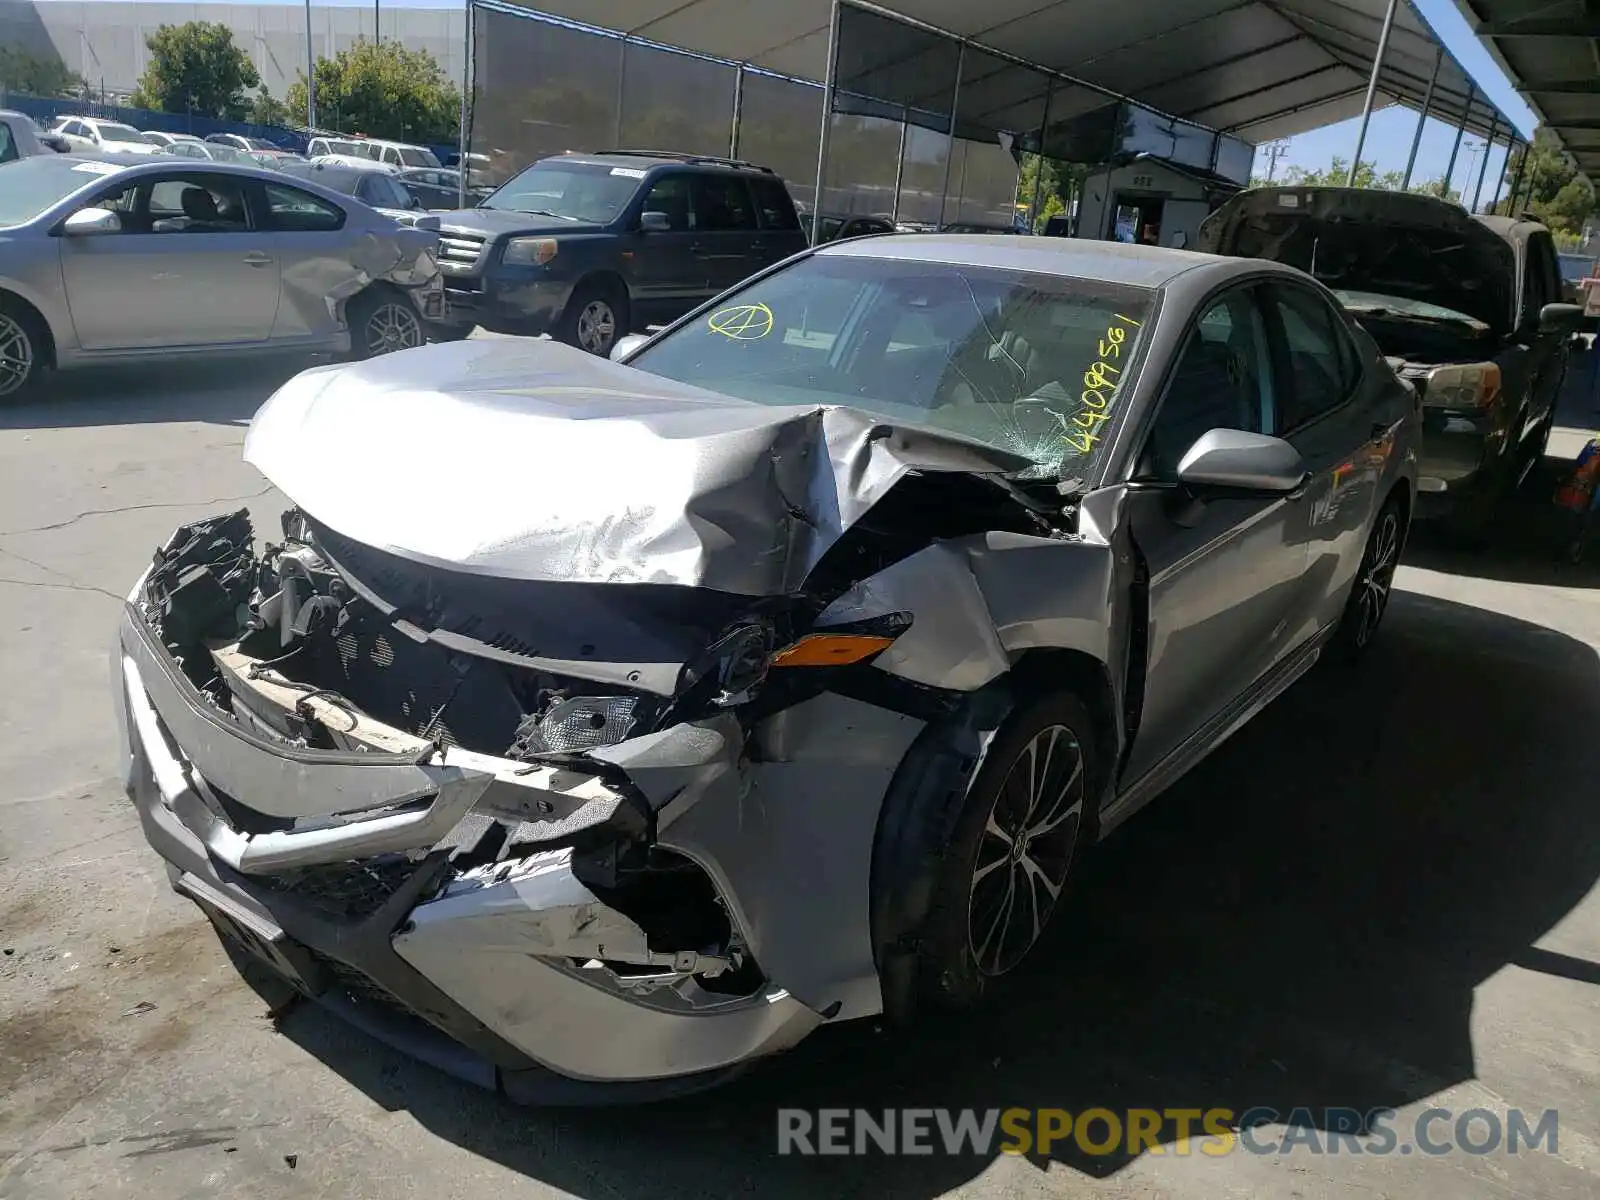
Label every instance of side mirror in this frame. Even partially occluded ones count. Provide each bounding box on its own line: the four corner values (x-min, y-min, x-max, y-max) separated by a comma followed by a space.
1539, 302, 1584, 335
1176, 429, 1308, 495
61, 207, 122, 236
40, 134, 70, 153
639, 210, 671, 234
610, 332, 651, 362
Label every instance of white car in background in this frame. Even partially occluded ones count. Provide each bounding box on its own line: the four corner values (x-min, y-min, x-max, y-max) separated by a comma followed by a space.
48, 116, 164, 156
305, 135, 440, 173
306, 136, 401, 174
143, 131, 205, 151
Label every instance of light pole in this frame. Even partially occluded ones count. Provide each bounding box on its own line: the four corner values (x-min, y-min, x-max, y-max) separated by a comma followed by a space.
374, 0, 380, 43
304, 0, 316, 129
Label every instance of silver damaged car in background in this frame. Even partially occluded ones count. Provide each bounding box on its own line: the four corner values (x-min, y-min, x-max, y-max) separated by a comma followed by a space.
0, 154, 445, 398
114, 235, 1419, 1102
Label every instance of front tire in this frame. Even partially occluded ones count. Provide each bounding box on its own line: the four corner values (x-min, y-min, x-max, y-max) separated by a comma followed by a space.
557, 279, 628, 356
0, 296, 47, 400
914, 692, 1099, 1010
346, 289, 426, 360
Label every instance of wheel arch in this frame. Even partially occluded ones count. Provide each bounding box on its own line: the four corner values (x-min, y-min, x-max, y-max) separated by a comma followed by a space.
867, 647, 1117, 1022
0, 286, 58, 369
569, 269, 631, 312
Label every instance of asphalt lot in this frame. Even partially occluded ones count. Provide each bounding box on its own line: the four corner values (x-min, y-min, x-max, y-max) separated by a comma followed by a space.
2, 347, 1599, 1200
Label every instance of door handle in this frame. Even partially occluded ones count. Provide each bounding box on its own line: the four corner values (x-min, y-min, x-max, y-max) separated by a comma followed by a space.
243, 253, 273, 268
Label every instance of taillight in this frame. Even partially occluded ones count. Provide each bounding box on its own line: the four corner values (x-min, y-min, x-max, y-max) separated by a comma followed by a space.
1423, 362, 1501, 412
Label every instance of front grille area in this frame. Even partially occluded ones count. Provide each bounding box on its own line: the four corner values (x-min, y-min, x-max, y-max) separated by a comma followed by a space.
257, 856, 418, 920
313, 951, 426, 1021
437, 233, 487, 268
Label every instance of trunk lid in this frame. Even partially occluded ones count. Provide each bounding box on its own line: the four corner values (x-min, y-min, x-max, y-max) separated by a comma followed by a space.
1197, 187, 1515, 336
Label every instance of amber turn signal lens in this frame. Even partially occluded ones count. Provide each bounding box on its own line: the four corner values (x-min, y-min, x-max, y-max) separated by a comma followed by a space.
768, 634, 897, 668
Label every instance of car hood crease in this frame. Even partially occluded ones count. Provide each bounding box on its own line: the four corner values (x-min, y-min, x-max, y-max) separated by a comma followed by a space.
243, 339, 1033, 596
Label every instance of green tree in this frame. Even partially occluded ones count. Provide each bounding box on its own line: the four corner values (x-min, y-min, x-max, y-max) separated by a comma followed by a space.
1015, 154, 1091, 232
1283, 157, 1404, 190
1260, 155, 1458, 203
129, 22, 260, 119
0, 46, 85, 98
1494, 127, 1596, 233
248, 89, 291, 128
287, 39, 458, 144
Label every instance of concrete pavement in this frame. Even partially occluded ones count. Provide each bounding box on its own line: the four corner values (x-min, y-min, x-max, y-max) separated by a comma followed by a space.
1, 348, 1597, 1199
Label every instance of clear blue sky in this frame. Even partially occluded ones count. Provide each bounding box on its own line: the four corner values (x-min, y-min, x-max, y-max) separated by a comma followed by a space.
72, 0, 1534, 202
1263, 0, 1536, 203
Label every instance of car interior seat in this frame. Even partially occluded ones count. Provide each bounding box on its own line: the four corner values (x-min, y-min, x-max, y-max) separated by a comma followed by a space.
175, 186, 232, 233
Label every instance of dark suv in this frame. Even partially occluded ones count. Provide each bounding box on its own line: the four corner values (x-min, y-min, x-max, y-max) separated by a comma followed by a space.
1201, 188, 1584, 543
426, 150, 808, 354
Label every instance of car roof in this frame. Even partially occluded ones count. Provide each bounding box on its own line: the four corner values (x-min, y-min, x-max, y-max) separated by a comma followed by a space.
55, 152, 283, 179
280, 162, 365, 184
550, 150, 777, 177
818, 233, 1270, 290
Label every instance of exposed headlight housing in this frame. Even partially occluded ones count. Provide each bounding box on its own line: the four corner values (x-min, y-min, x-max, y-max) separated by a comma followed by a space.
516, 694, 640, 755
1424, 362, 1501, 412
502, 236, 558, 267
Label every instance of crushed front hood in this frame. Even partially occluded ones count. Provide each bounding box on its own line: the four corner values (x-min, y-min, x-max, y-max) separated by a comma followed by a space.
244, 339, 1031, 596
1197, 186, 1514, 334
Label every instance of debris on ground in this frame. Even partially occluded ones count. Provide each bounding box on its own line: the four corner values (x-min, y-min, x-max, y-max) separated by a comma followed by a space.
121, 1000, 157, 1017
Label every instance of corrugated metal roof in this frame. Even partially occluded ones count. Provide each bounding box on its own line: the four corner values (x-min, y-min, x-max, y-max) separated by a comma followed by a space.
1451, 0, 1600, 181
503, 0, 1517, 142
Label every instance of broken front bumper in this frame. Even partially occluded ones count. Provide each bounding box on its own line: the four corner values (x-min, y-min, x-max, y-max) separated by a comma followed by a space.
113, 596, 824, 1102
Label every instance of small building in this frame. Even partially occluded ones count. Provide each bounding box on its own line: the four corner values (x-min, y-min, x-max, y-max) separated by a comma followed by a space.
1073, 158, 1247, 250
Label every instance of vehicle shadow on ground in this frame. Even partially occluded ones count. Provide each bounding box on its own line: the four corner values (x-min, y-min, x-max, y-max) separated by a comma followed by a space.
271, 589, 1600, 1196
0, 355, 321, 431
1403, 455, 1600, 587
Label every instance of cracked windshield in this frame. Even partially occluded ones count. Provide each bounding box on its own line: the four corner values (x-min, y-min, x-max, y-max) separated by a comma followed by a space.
627, 256, 1154, 478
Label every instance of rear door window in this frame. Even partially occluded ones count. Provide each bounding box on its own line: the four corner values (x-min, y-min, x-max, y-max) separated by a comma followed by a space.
689, 175, 758, 231
1265, 284, 1357, 431
263, 182, 346, 232
751, 177, 801, 231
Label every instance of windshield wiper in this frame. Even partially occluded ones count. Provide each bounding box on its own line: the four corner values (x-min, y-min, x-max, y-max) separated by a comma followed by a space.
508, 207, 580, 221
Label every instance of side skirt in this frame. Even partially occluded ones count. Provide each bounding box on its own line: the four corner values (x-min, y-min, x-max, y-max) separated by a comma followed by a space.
1097, 625, 1334, 839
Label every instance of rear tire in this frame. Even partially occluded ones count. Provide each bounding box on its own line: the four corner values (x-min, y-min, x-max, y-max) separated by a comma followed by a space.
0, 295, 48, 401
1328, 495, 1406, 662
913, 691, 1099, 1011
346, 288, 426, 360
556, 279, 628, 356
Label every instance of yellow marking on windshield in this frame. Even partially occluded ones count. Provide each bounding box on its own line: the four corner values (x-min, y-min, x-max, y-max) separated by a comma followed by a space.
708, 303, 775, 340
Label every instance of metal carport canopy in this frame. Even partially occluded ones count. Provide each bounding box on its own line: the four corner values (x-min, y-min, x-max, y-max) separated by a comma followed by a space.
513, 0, 1515, 143
1452, 1, 1600, 180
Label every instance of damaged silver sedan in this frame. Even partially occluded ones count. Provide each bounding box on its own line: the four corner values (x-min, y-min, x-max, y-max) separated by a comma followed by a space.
114, 235, 1419, 1102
